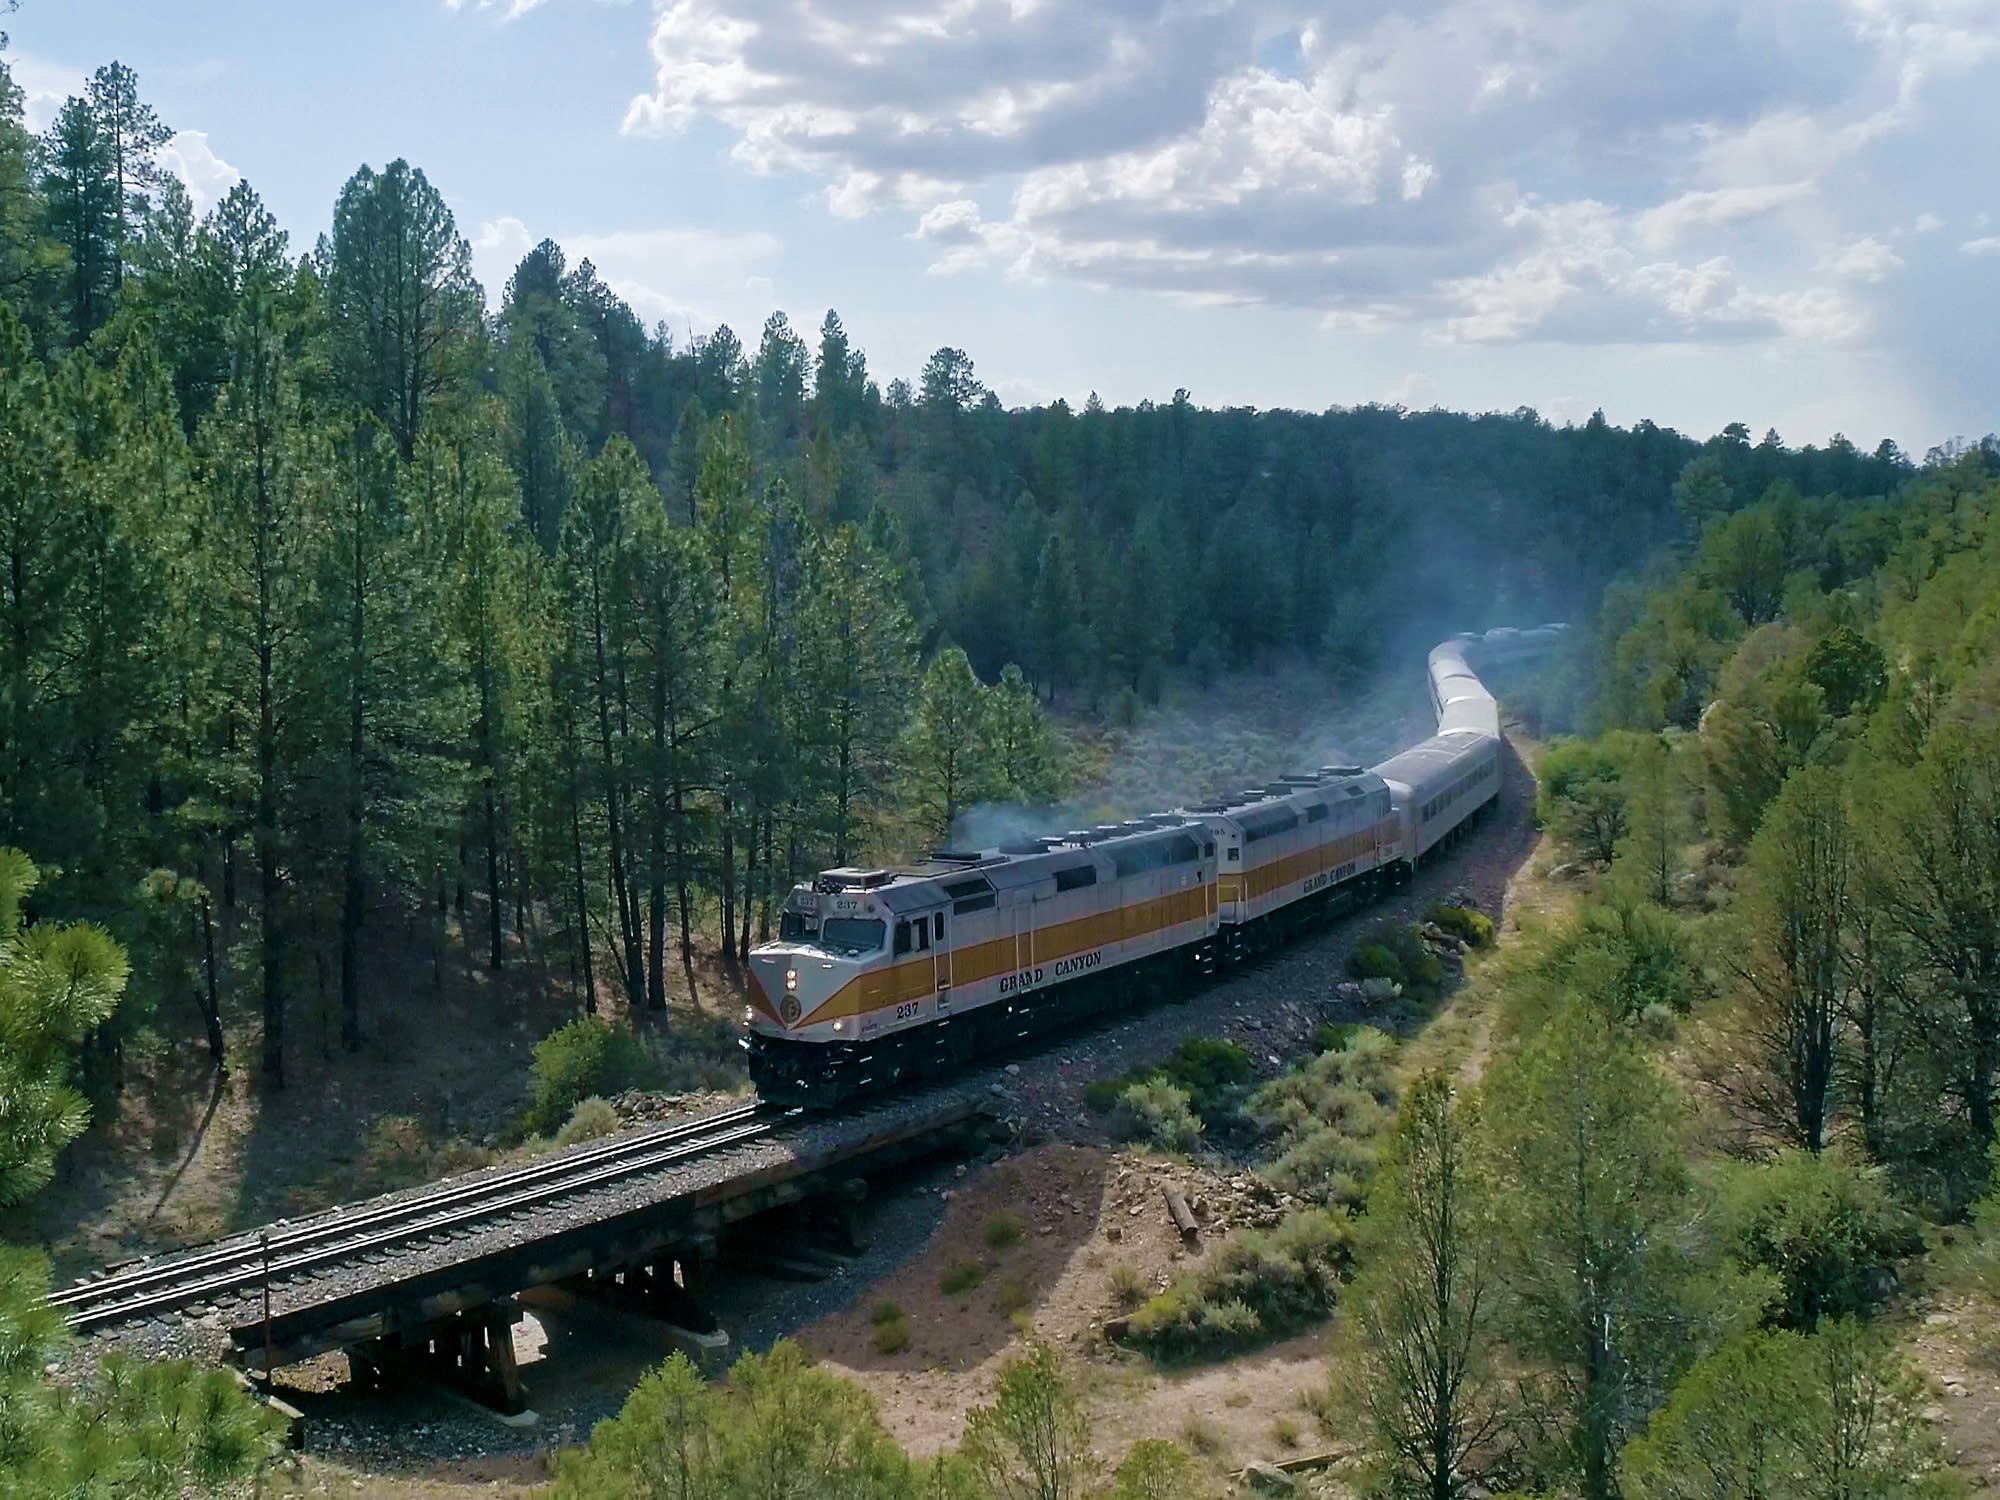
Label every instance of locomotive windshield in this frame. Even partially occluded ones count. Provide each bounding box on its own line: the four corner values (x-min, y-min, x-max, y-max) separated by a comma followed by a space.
819, 917, 886, 956
778, 910, 818, 940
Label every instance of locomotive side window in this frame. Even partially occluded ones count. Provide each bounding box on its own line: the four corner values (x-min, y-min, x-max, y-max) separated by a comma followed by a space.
1306, 804, 1329, 823
893, 920, 912, 956
1054, 864, 1098, 892
1226, 846, 1240, 863
934, 913, 945, 941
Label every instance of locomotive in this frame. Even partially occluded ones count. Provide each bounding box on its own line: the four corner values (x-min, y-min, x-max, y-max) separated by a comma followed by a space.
744, 626, 1566, 1108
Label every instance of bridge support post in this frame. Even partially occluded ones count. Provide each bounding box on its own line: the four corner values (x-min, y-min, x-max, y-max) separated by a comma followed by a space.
349, 1298, 528, 1416
827, 1177, 869, 1254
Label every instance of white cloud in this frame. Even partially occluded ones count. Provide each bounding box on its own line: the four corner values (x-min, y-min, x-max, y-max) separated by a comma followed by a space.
605, 0, 1998, 354
1821, 235, 1905, 281
1634, 183, 1817, 250
158, 130, 241, 214
8, 52, 84, 131
1962, 235, 2000, 255
445, 0, 553, 19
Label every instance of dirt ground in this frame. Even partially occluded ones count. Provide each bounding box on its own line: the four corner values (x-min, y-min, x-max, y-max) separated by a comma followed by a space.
1902, 1281, 2000, 1491
796, 1142, 1340, 1476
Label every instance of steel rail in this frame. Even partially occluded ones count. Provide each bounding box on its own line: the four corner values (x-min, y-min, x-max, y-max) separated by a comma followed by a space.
57, 1103, 776, 1329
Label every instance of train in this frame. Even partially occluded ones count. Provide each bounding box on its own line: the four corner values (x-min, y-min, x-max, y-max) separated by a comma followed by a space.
743, 626, 1568, 1108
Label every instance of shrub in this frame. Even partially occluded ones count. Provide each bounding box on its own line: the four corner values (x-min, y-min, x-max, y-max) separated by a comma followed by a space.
1086, 1038, 1255, 1130
870, 1299, 903, 1325
940, 1259, 987, 1296
1349, 943, 1403, 984
1249, 1030, 1398, 1207
1179, 1413, 1224, 1456
1110, 1078, 1206, 1154
1352, 922, 1447, 999
1359, 976, 1402, 1006
523, 1016, 651, 1136
1107, 1263, 1147, 1312
1428, 903, 1495, 948
984, 1213, 1026, 1251
554, 1096, 620, 1147
996, 1277, 1031, 1316
1109, 1439, 1204, 1500
1119, 1208, 1356, 1361
1313, 1021, 1361, 1052
1271, 1414, 1302, 1448
1636, 1001, 1678, 1041
1716, 1148, 1922, 1329
870, 1313, 911, 1355
960, 1345, 1101, 1498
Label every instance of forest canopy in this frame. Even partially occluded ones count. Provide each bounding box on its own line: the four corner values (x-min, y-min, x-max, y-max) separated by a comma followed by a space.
0, 46, 1947, 1089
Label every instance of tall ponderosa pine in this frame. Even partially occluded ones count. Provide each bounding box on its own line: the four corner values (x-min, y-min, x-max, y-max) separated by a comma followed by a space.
38, 95, 119, 343
199, 292, 317, 1085
84, 62, 171, 288
323, 158, 480, 459
0, 303, 71, 847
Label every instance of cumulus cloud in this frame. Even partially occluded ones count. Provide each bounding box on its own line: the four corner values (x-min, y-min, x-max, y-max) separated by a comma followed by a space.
8, 52, 84, 131
1821, 235, 1905, 282
1962, 236, 2000, 256
159, 130, 241, 213
607, 0, 1999, 353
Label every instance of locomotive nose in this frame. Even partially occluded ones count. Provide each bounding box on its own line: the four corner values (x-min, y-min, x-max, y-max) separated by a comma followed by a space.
750, 949, 847, 1029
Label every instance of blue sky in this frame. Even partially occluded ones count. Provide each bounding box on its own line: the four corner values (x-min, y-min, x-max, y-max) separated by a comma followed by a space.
6, 0, 1996, 450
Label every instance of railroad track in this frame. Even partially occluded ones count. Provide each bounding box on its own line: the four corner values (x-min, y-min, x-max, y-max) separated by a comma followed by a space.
53, 1101, 785, 1333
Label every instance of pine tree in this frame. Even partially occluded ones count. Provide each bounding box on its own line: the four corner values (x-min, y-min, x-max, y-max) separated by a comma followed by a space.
626, 489, 718, 1006
909, 645, 993, 844
198, 291, 317, 1085
0, 50, 60, 336
323, 158, 480, 459
988, 663, 1059, 805
0, 302, 72, 848
1029, 533, 1086, 699
1343, 1072, 1504, 1500
38, 94, 120, 343
1484, 999, 1746, 1498
84, 62, 171, 289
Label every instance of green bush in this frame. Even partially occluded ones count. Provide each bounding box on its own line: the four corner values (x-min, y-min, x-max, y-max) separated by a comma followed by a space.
1313, 1021, 1361, 1053
1428, 902, 1495, 948
1110, 1078, 1206, 1154
940, 1260, 987, 1296
1089, 1037, 1255, 1136
523, 1016, 652, 1136
1247, 1028, 1396, 1206
1349, 943, 1403, 984
1120, 1208, 1356, 1361
1716, 1147, 1922, 1329
870, 1313, 911, 1354
554, 1095, 621, 1147
1351, 922, 1446, 999
984, 1212, 1026, 1251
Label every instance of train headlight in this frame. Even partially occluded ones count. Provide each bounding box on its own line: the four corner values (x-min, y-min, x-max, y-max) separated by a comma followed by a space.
785, 967, 798, 992
743, 1006, 755, 1026
832, 1018, 846, 1033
